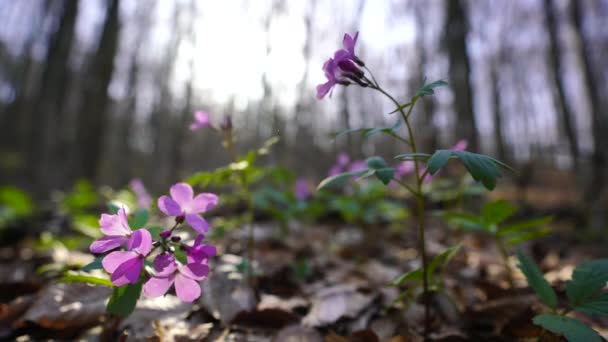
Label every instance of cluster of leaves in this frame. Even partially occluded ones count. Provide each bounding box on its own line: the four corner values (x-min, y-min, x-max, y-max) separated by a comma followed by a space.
389, 244, 461, 307
0, 185, 33, 229
439, 200, 552, 253
518, 253, 608, 341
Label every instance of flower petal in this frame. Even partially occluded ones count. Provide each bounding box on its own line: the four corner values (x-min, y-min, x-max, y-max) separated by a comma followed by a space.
179, 263, 209, 281
102, 251, 137, 273
90, 236, 128, 254
170, 183, 194, 209
99, 213, 131, 236
189, 193, 219, 214
127, 229, 152, 255
174, 273, 201, 302
187, 244, 217, 264
185, 214, 209, 234
143, 275, 175, 297
153, 253, 177, 277
158, 195, 182, 216
316, 81, 335, 100
111, 257, 143, 286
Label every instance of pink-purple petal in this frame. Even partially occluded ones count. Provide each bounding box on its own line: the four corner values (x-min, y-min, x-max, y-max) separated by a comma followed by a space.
127, 229, 152, 256
170, 183, 194, 209
90, 235, 128, 254
185, 214, 209, 234
111, 257, 143, 286
99, 213, 131, 236
143, 275, 175, 297
102, 251, 137, 273
158, 196, 183, 216
153, 253, 177, 277
189, 193, 219, 213
179, 263, 209, 281
187, 244, 216, 264
174, 273, 201, 302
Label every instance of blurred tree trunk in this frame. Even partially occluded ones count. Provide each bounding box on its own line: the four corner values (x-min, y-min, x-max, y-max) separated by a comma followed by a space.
74, 0, 120, 181
544, 0, 579, 168
490, 64, 507, 161
443, 0, 478, 151
25, 0, 78, 190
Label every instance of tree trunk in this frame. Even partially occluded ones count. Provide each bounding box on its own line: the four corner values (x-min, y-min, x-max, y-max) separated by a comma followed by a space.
444, 0, 478, 151
544, 0, 579, 167
74, 0, 120, 182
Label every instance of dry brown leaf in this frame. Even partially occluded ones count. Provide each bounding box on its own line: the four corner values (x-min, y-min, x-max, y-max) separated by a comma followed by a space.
303, 284, 376, 327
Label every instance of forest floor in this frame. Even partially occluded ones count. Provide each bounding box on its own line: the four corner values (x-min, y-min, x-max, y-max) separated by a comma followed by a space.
0, 204, 607, 341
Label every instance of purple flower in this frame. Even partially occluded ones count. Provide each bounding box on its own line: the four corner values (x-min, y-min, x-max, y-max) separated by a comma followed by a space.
337, 153, 350, 167
90, 208, 133, 254
158, 183, 218, 234
294, 178, 312, 201
102, 229, 152, 286
316, 32, 365, 99
190, 111, 211, 131
129, 178, 151, 209
348, 160, 368, 173
143, 252, 210, 302
187, 234, 217, 264
452, 139, 468, 151
395, 161, 415, 179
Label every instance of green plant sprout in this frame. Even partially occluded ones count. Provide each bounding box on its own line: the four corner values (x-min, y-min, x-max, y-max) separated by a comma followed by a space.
439, 200, 552, 286
517, 252, 608, 342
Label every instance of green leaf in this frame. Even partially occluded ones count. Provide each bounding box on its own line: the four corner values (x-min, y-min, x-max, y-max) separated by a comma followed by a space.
317, 169, 370, 190
366, 156, 394, 185
106, 281, 143, 317
517, 252, 557, 309
335, 119, 402, 140
574, 292, 608, 316
128, 209, 149, 229
498, 217, 553, 236
60, 272, 113, 287
416, 80, 448, 97
145, 225, 163, 239
451, 150, 512, 190
107, 202, 120, 215
533, 314, 601, 342
81, 257, 103, 272
390, 269, 423, 286
505, 228, 551, 247
394, 153, 432, 161
0, 186, 33, 216
439, 212, 487, 231
427, 150, 452, 174
427, 244, 462, 279
174, 248, 188, 265
567, 259, 608, 307
481, 200, 515, 226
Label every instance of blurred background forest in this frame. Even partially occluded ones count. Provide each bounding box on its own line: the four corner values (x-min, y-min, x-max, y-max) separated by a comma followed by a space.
0, 0, 607, 225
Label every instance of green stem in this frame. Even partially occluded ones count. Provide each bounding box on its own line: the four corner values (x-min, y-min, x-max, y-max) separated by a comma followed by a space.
372, 83, 430, 336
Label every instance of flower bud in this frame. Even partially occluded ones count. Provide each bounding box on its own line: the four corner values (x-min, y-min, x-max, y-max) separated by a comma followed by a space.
160, 230, 172, 239
175, 215, 185, 224
171, 236, 181, 243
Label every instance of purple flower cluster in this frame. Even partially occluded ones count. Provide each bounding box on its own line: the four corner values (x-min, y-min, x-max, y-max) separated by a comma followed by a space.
317, 32, 367, 99
90, 182, 218, 302
328, 153, 367, 176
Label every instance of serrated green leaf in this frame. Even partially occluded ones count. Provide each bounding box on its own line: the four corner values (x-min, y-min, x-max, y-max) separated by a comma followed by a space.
128, 209, 149, 229
366, 156, 394, 185
427, 150, 452, 174
574, 292, 608, 316
517, 252, 557, 309
481, 200, 515, 226
533, 314, 601, 342
106, 280, 143, 317
60, 272, 113, 287
390, 269, 423, 286
498, 217, 553, 236
452, 150, 511, 190
394, 153, 432, 161
567, 259, 608, 307
81, 257, 103, 272
317, 169, 369, 190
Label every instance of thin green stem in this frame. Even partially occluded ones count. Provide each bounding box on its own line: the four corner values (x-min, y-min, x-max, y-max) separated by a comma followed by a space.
371, 80, 430, 336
